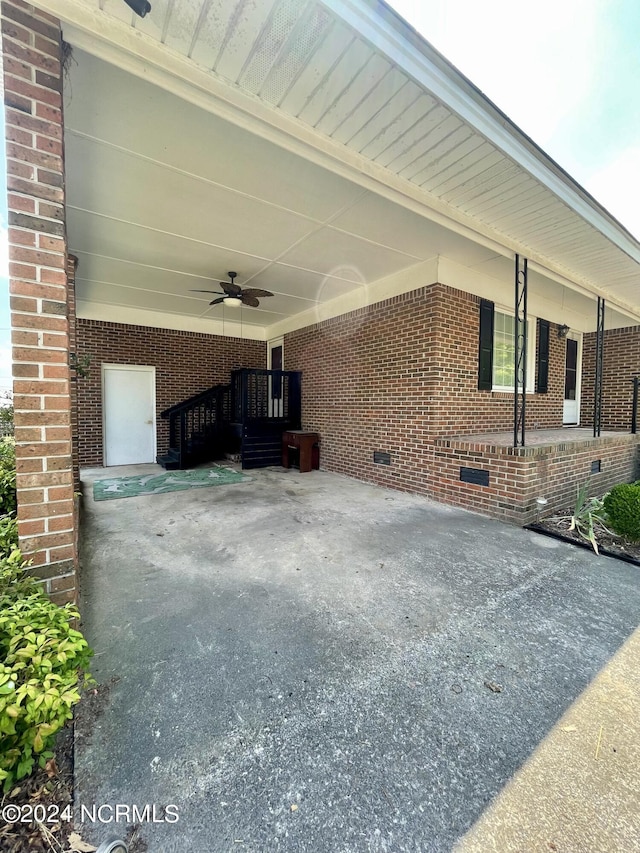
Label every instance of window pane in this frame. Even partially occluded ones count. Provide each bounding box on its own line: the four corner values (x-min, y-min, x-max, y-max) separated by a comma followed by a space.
492, 311, 528, 389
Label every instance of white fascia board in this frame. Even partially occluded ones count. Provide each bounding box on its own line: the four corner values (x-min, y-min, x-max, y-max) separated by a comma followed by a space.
525, 260, 640, 325
77, 301, 266, 341
321, 0, 640, 263
34, 1, 640, 318
266, 257, 439, 338
435, 258, 597, 333
437, 257, 640, 332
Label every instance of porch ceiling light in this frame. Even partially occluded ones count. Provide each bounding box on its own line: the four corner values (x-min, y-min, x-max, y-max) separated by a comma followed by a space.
123, 0, 151, 17
223, 296, 242, 308
557, 324, 570, 338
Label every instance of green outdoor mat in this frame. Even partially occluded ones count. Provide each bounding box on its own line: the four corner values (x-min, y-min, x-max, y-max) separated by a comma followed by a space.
93, 466, 248, 501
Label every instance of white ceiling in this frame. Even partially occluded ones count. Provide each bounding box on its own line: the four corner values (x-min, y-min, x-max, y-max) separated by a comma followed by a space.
55, 0, 640, 339
65, 49, 510, 336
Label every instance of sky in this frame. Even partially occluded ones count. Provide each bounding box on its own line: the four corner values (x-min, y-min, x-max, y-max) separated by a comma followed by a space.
0, 0, 638, 395
389, 0, 640, 239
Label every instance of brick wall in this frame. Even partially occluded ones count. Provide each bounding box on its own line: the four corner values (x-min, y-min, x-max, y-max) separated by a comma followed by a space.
2, 0, 77, 603
285, 286, 437, 495
284, 282, 568, 495
582, 325, 640, 432
75, 319, 266, 467
432, 433, 639, 524
426, 284, 566, 435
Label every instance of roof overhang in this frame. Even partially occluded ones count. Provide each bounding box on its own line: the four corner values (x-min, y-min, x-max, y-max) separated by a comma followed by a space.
31, 0, 640, 335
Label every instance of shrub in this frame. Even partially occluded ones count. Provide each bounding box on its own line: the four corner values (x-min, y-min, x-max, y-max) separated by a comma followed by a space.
0, 394, 13, 438
0, 437, 16, 515
568, 482, 612, 555
0, 434, 93, 791
603, 483, 640, 542
0, 550, 93, 790
0, 515, 18, 555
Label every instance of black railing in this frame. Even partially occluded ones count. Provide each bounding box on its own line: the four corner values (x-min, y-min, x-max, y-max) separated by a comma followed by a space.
159, 370, 302, 470
231, 369, 301, 425
632, 375, 639, 435
160, 383, 230, 469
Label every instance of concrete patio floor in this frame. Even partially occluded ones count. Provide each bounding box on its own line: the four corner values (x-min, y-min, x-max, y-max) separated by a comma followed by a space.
74, 465, 640, 852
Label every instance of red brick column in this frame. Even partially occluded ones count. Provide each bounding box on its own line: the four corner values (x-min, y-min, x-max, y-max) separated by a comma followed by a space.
2, 1, 76, 603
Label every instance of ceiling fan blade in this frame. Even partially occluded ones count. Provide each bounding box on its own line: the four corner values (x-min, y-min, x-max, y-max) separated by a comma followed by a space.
209, 297, 225, 305
241, 288, 274, 298
190, 289, 225, 295
221, 281, 241, 296
241, 295, 260, 308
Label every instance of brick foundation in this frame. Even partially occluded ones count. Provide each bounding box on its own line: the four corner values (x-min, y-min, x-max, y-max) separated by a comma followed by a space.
432, 433, 639, 524
2, 0, 77, 602
75, 319, 266, 467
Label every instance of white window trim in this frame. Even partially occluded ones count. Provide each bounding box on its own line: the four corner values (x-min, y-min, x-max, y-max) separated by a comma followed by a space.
491, 307, 537, 394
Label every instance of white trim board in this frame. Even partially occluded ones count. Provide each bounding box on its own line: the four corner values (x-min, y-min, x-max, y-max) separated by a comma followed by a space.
77, 301, 266, 341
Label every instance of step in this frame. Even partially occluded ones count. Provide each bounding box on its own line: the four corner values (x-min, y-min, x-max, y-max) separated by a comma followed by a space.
156, 453, 181, 470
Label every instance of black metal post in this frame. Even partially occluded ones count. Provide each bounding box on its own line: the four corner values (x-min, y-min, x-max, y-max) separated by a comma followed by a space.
513, 254, 528, 447
593, 297, 605, 437
632, 375, 639, 434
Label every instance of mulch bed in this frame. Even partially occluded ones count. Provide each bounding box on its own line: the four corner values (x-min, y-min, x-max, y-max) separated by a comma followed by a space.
0, 722, 75, 853
528, 513, 640, 566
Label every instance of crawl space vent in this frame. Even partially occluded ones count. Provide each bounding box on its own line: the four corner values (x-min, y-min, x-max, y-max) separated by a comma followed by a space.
460, 467, 489, 486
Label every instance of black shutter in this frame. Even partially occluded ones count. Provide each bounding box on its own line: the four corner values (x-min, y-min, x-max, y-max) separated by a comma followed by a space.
477, 299, 494, 390
536, 319, 550, 393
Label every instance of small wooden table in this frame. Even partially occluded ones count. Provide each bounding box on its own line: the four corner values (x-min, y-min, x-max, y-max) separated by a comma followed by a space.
282, 431, 319, 473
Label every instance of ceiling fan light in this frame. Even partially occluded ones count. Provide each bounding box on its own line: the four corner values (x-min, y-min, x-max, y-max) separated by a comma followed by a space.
223, 296, 242, 308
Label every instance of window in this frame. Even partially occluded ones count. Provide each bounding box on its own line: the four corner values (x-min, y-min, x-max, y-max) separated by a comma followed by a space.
491, 310, 535, 393
477, 301, 540, 393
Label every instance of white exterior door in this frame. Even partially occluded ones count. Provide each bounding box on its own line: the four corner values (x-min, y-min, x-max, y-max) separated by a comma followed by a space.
103, 364, 156, 466
562, 334, 582, 425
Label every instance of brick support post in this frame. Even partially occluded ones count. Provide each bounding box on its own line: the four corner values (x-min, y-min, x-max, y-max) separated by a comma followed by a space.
1, 0, 77, 603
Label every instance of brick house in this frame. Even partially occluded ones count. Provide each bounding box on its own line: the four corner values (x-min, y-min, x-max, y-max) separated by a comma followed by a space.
3, 0, 639, 603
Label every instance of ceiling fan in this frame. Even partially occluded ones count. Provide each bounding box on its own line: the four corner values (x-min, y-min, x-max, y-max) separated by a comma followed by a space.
191, 271, 273, 308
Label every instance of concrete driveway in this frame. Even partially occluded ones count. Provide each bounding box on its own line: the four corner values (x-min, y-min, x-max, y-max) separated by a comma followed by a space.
74, 465, 640, 852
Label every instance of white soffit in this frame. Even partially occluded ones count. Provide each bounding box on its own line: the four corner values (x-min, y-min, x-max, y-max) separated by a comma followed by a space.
39, 0, 640, 328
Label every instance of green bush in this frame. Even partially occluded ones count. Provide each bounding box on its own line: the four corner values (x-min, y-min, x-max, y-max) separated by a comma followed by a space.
0, 394, 13, 438
603, 483, 640, 542
0, 437, 16, 515
0, 549, 93, 790
0, 434, 93, 791
0, 515, 18, 555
